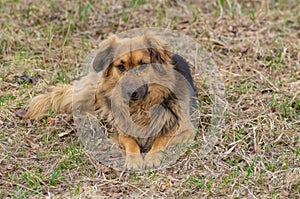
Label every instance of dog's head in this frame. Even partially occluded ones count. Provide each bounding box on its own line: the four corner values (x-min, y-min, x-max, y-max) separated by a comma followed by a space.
93, 32, 175, 103
91, 32, 195, 140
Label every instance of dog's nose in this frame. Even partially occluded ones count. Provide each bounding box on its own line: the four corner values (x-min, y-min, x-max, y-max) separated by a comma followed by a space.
128, 84, 148, 101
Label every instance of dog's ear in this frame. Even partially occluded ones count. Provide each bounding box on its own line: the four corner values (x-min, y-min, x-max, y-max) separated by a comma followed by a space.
92, 35, 117, 73
143, 32, 171, 64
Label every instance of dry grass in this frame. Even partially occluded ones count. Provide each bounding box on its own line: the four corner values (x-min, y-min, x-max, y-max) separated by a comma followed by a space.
1, 0, 299, 198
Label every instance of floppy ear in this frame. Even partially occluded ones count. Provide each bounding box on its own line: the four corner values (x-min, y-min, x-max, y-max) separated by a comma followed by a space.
92, 35, 117, 73
143, 32, 171, 64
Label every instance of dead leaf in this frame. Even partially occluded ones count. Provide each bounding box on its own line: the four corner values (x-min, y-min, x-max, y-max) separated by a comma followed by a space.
26, 138, 39, 149
15, 71, 38, 85
58, 130, 72, 137
160, 182, 170, 192
14, 109, 27, 118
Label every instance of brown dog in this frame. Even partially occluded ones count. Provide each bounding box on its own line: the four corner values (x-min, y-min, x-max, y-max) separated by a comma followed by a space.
25, 32, 196, 169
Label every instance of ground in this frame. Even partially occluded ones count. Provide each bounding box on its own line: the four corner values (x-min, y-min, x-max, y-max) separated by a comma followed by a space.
0, 0, 300, 198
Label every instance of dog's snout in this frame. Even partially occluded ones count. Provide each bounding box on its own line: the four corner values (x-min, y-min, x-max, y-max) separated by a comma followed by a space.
130, 90, 139, 100
129, 84, 148, 101
123, 84, 148, 101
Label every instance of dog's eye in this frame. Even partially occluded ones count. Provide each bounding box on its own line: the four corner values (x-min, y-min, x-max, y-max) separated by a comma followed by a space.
116, 64, 126, 72
139, 60, 148, 65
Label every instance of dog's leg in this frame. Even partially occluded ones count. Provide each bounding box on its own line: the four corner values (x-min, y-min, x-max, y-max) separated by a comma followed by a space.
144, 127, 195, 168
118, 135, 144, 169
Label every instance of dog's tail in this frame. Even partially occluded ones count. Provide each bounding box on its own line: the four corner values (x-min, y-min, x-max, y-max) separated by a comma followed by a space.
24, 74, 99, 120
24, 84, 74, 119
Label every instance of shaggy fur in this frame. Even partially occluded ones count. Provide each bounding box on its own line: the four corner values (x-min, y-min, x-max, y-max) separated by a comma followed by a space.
25, 32, 196, 169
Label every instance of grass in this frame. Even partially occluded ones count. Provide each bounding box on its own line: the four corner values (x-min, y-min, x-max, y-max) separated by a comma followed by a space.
1, 0, 300, 198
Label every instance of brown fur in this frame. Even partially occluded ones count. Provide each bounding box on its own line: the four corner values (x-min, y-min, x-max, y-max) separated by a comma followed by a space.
25, 32, 196, 169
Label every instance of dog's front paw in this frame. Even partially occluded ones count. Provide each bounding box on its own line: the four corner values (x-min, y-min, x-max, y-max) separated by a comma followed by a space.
144, 151, 164, 169
125, 153, 144, 170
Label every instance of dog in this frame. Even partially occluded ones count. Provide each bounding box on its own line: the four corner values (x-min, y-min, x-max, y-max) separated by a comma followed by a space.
24, 32, 197, 169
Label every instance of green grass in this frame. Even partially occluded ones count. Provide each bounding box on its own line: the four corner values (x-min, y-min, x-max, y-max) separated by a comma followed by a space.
0, 94, 16, 106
